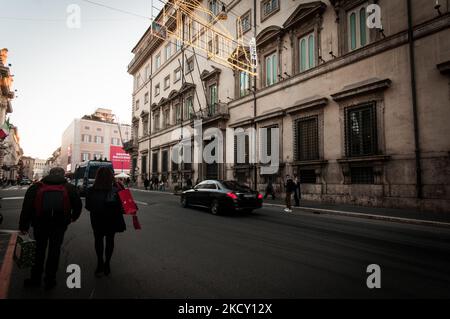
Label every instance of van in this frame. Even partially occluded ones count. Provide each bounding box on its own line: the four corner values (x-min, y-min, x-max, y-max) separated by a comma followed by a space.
73, 160, 114, 196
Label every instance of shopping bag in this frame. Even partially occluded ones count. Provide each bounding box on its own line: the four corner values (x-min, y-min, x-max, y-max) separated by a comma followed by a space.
117, 188, 138, 215
14, 234, 36, 269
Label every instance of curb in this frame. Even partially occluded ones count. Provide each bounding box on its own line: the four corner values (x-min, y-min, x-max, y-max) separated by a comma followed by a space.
263, 203, 450, 229
0, 232, 17, 299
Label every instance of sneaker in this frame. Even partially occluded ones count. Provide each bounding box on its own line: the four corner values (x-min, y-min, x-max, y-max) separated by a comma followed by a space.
283, 208, 289, 212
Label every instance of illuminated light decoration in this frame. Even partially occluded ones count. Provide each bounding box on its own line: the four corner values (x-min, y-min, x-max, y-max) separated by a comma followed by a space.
150, 0, 257, 76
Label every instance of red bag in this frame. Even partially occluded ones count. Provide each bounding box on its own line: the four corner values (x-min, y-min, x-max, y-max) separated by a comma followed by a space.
117, 188, 138, 215
116, 183, 141, 230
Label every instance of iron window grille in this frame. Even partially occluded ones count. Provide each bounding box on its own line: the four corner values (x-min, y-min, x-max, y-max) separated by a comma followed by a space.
294, 116, 319, 161
299, 169, 316, 184
345, 103, 377, 157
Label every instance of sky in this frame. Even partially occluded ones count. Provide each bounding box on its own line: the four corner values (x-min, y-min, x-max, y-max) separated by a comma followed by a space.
0, 0, 156, 159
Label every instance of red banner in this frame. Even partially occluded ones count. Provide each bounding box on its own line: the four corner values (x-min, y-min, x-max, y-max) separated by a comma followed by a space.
109, 146, 131, 170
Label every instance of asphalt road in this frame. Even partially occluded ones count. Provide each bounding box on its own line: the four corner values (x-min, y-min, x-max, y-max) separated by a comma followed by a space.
1, 187, 450, 299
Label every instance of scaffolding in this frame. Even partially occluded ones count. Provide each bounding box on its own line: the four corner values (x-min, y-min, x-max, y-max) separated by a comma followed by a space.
150, 0, 257, 76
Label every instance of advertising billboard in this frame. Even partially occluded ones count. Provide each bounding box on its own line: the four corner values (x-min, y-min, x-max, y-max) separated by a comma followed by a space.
109, 145, 131, 171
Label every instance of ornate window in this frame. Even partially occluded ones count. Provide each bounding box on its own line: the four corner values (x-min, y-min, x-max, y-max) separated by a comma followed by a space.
265, 52, 277, 86
261, 0, 279, 22
295, 116, 319, 161
345, 103, 377, 157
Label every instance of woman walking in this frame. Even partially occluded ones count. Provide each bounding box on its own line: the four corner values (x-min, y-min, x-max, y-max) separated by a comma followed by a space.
86, 167, 126, 277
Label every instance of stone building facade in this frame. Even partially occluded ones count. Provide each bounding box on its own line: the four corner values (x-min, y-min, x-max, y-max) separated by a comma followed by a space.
128, 0, 450, 212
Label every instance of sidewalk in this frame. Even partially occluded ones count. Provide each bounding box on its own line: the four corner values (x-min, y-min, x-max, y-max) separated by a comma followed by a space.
131, 187, 450, 228
0, 231, 17, 299
263, 198, 450, 228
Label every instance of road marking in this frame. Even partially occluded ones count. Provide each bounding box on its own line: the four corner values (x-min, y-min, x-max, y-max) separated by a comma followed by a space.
130, 188, 174, 196
263, 203, 450, 229
0, 232, 17, 299
1, 197, 24, 200
135, 200, 148, 206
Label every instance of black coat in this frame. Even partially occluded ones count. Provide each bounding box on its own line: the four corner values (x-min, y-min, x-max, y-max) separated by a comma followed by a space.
85, 186, 126, 235
19, 175, 83, 231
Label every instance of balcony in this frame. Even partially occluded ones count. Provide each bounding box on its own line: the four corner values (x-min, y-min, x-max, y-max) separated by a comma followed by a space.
199, 103, 229, 123
123, 140, 138, 154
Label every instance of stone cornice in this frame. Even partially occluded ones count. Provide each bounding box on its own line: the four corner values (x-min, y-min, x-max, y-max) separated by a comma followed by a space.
331, 79, 391, 102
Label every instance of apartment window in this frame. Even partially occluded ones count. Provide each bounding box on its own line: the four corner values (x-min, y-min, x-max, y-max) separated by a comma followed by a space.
186, 57, 194, 74
265, 53, 277, 87
95, 136, 104, 144
351, 167, 374, 184
238, 11, 251, 35
154, 112, 160, 131
348, 4, 369, 51
295, 117, 319, 161
239, 71, 250, 97
111, 137, 118, 145
176, 39, 182, 52
93, 153, 103, 161
174, 67, 182, 83
165, 44, 172, 61
345, 104, 377, 157
163, 108, 170, 128
144, 92, 149, 104
145, 64, 150, 80
208, 0, 220, 18
185, 97, 194, 120
81, 153, 89, 161
164, 75, 170, 90
261, 0, 279, 21
162, 150, 169, 173
264, 125, 278, 157
208, 84, 218, 115
215, 34, 220, 54
143, 118, 149, 135
175, 103, 182, 123
299, 32, 315, 72
155, 84, 160, 96
84, 126, 90, 130
299, 169, 317, 184
141, 155, 148, 175
96, 128, 102, 132
82, 134, 91, 143
135, 99, 140, 110
152, 152, 158, 173
155, 53, 161, 70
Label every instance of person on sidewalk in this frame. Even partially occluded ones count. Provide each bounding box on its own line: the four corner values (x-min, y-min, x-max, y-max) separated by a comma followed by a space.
85, 167, 126, 277
284, 175, 296, 213
186, 176, 193, 189
264, 179, 276, 200
293, 175, 301, 207
144, 176, 150, 191
18, 167, 82, 290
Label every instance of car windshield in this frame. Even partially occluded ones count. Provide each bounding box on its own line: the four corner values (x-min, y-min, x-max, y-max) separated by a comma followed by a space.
221, 181, 251, 192
88, 165, 113, 179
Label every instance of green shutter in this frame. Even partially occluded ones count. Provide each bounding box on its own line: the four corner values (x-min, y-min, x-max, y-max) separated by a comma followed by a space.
308, 35, 315, 68
300, 39, 306, 72
350, 13, 357, 50
360, 8, 367, 47
272, 54, 277, 84
266, 56, 271, 85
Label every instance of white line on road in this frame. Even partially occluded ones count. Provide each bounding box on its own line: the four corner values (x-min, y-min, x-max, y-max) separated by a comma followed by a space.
264, 203, 450, 228
135, 200, 148, 206
1, 197, 24, 200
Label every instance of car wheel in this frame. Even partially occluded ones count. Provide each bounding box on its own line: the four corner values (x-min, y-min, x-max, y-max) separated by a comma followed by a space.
210, 199, 220, 215
181, 196, 189, 208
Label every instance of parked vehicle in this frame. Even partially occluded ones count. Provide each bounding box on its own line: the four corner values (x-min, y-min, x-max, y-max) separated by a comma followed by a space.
180, 180, 263, 215
73, 160, 114, 196
19, 178, 32, 185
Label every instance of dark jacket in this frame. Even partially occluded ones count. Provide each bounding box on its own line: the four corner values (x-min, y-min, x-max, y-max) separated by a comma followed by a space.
85, 185, 126, 235
285, 179, 296, 193
19, 175, 83, 231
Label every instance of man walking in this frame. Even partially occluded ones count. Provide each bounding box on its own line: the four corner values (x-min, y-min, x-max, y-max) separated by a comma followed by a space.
294, 174, 301, 207
18, 167, 82, 290
264, 179, 276, 200
144, 176, 150, 190
284, 175, 296, 213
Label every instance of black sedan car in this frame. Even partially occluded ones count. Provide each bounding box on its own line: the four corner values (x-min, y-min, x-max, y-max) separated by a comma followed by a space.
180, 180, 263, 215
